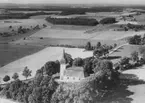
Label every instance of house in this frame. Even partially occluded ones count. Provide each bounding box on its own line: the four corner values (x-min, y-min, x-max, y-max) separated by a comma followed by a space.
57, 49, 85, 83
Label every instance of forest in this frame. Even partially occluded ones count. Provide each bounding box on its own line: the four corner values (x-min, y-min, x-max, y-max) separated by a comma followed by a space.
46, 17, 99, 26
0, 12, 59, 19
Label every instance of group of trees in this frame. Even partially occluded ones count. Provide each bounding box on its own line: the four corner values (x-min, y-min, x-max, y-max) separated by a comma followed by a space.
0, 62, 59, 103
99, 17, 116, 24
2, 66, 32, 83
46, 17, 117, 26
85, 41, 116, 51
1, 75, 57, 103
128, 34, 145, 45
60, 10, 86, 15
85, 41, 117, 58
46, 17, 99, 26
114, 50, 145, 71
121, 23, 145, 32
0, 12, 59, 20
0, 23, 47, 38
8, 6, 123, 14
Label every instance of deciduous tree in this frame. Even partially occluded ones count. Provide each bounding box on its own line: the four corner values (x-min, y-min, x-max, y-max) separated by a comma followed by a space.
22, 66, 32, 80
12, 73, 19, 80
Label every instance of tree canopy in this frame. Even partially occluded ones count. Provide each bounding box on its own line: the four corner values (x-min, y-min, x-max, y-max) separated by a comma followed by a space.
22, 67, 32, 80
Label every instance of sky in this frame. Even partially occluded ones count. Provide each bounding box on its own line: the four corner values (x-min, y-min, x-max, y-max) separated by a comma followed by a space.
0, 0, 145, 5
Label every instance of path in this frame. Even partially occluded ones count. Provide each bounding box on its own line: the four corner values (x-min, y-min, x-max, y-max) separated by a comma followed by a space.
108, 43, 129, 55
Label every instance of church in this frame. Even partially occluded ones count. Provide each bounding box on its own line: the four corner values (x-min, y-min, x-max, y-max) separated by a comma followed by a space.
57, 49, 85, 83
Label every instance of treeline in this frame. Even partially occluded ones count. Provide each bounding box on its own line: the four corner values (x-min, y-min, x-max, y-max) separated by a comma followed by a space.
46, 17, 99, 26
128, 34, 145, 45
7, 6, 123, 12
0, 12, 59, 20
100, 17, 116, 24
60, 10, 85, 15
120, 23, 145, 32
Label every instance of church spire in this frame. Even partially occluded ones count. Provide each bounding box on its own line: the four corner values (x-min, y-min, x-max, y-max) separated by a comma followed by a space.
60, 49, 67, 64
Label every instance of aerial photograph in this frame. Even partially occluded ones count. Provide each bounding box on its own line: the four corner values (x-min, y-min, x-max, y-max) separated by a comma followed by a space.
0, 0, 145, 103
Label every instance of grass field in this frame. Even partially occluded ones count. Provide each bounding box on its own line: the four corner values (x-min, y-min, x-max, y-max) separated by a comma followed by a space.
0, 44, 44, 67
30, 26, 135, 40
109, 45, 141, 63
0, 19, 47, 31
134, 14, 145, 24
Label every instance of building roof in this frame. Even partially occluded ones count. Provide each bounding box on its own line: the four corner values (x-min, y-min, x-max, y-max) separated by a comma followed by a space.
64, 66, 84, 78
60, 49, 67, 64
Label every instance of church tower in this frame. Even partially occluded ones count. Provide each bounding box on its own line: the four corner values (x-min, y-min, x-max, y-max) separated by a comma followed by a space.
60, 49, 67, 80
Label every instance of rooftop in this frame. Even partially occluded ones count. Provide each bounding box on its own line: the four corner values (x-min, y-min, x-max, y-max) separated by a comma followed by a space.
64, 66, 84, 78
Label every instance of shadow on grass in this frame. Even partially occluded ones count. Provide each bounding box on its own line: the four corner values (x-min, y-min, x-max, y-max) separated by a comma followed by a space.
112, 47, 124, 53
99, 73, 145, 103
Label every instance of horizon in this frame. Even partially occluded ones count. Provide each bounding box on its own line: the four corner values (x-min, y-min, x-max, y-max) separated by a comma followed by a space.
0, 0, 145, 6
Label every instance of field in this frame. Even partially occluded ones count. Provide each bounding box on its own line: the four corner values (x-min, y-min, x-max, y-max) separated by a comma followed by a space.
0, 17, 48, 65
109, 44, 141, 63
12, 24, 145, 47
134, 14, 145, 24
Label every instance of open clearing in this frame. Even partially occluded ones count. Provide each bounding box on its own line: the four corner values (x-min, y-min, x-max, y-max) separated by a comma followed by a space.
0, 47, 93, 83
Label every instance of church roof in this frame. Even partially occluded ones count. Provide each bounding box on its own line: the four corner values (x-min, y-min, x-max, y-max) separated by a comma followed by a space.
64, 67, 84, 78
60, 49, 67, 64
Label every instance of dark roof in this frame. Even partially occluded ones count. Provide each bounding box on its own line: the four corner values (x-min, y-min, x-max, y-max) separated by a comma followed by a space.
64, 66, 84, 78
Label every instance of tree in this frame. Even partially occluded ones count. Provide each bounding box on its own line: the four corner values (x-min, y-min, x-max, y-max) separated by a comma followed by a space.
12, 73, 19, 80
93, 48, 104, 58
83, 57, 94, 76
119, 57, 130, 66
73, 57, 84, 67
28, 87, 42, 103
114, 43, 117, 48
43, 24, 47, 28
22, 66, 32, 80
85, 42, 92, 50
128, 35, 142, 45
9, 26, 12, 29
93, 60, 113, 74
65, 53, 73, 67
44, 61, 60, 76
131, 51, 139, 62
3, 75, 10, 82
96, 42, 101, 49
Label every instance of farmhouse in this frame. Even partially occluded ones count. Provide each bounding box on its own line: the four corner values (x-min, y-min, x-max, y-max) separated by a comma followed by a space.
58, 49, 85, 83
